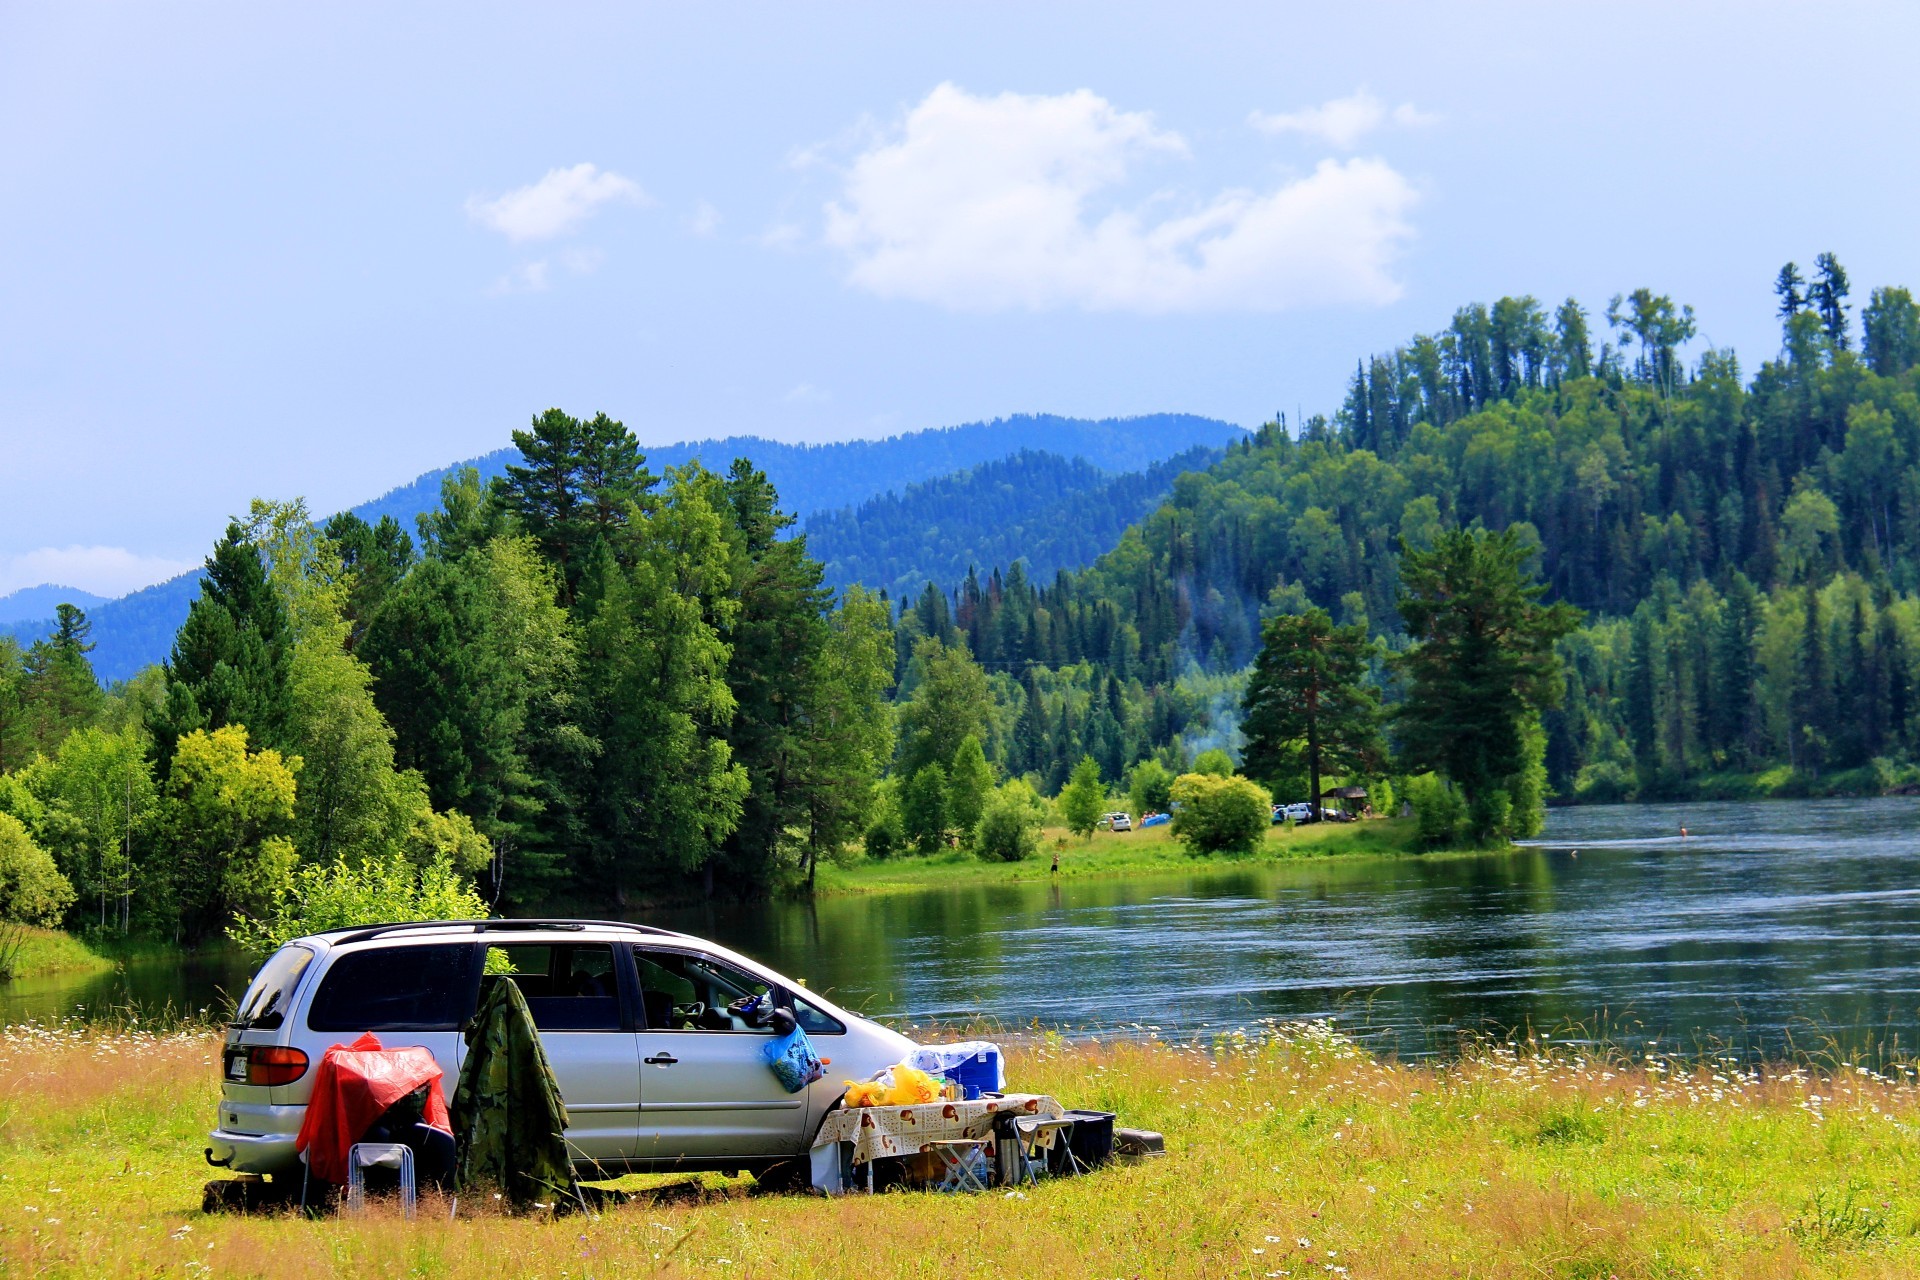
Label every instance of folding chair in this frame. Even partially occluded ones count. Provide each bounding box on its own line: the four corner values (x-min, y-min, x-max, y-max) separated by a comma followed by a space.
1008, 1115, 1076, 1185
927, 1139, 992, 1193
346, 1142, 417, 1219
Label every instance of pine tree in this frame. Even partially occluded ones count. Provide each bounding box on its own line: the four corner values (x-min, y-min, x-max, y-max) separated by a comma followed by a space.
1811, 253, 1852, 351
1774, 262, 1806, 320
155, 522, 295, 768
1791, 587, 1832, 774
493, 408, 656, 604
1240, 606, 1383, 816
1394, 528, 1582, 843
1624, 606, 1662, 783
1708, 574, 1761, 763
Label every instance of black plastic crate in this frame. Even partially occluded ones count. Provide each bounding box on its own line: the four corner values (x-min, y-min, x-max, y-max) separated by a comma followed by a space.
1052, 1109, 1116, 1173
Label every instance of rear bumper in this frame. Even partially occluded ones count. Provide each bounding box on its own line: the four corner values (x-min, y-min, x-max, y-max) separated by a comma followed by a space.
208, 1100, 305, 1177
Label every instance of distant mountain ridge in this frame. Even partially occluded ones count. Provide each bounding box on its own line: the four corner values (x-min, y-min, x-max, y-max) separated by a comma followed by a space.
0, 584, 107, 626
805, 445, 1223, 601
5, 412, 1243, 681
349, 413, 1241, 531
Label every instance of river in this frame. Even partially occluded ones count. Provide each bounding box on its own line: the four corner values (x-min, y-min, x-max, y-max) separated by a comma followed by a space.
7, 798, 1919, 1057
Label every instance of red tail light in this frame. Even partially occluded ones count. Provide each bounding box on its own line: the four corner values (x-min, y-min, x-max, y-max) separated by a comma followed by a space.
245, 1046, 309, 1086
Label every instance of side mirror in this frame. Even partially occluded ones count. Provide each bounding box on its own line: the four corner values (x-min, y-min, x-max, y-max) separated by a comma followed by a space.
769, 1007, 798, 1037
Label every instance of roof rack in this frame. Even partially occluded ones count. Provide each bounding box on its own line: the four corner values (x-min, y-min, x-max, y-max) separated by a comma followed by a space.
324, 918, 682, 947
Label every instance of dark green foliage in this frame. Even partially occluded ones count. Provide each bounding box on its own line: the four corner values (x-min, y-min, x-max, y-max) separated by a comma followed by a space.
1863, 287, 1920, 377
1058, 755, 1106, 838
902, 764, 948, 854
361, 558, 526, 833
493, 409, 656, 604
17, 606, 106, 756
1395, 528, 1582, 842
323, 511, 415, 647
1241, 607, 1383, 810
895, 638, 991, 779
154, 523, 295, 764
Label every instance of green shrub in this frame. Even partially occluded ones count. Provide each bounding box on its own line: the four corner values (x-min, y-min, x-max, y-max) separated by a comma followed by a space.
975, 780, 1047, 862
1168, 772, 1272, 856
1406, 773, 1464, 848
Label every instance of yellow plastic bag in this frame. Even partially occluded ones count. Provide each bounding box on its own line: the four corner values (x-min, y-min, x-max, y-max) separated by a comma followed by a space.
842, 1079, 886, 1108
880, 1064, 941, 1105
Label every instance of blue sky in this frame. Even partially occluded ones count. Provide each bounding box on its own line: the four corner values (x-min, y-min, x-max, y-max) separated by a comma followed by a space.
3, 2, 1917, 597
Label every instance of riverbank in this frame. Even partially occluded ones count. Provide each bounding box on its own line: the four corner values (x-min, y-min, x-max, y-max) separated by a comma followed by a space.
815, 817, 1424, 897
3, 1020, 1916, 1277
0, 926, 116, 982
1571, 759, 1920, 804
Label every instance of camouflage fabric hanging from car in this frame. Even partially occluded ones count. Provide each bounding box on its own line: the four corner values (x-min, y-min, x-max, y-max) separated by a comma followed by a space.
450, 975, 581, 1211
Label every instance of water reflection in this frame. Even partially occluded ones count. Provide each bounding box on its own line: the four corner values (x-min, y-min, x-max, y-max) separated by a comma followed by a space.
8, 798, 1920, 1058
656, 798, 1920, 1056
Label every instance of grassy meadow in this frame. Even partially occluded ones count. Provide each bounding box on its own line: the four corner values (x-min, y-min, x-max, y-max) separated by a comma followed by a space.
817, 817, 1424, 897
4, 1017, 1920, 1278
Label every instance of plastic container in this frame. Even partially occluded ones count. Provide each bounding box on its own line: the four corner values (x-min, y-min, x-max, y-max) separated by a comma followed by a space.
1054, 1109, 1117, 1172
943, 1049, 1001, 1101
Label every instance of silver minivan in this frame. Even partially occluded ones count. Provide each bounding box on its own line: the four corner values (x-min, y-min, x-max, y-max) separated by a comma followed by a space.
206, 919, 916, 1180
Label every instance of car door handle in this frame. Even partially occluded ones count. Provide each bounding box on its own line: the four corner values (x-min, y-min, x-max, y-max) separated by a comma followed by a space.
644, 1052, 679, 1066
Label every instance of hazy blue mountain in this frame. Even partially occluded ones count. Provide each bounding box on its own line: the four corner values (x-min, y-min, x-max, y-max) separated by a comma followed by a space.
805, 446, 1223, 601
350, 412, 1242, 530
15, 412, 1244, 682
0, 584, 107, 625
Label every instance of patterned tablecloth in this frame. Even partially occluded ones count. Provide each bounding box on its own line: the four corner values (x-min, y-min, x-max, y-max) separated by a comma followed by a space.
813, 1093, 1064, 1166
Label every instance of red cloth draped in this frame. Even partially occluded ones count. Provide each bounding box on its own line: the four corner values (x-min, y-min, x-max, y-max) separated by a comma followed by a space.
293, 1032, 452, 1185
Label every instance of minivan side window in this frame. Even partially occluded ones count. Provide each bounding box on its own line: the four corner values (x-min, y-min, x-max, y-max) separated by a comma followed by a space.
481, 943, 623, 1031
634, 948, 773, 1032
307, 944, 479, 1033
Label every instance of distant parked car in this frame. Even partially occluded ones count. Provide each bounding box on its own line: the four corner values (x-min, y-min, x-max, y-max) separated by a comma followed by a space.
1102, 811, 1133, 832
1281, 802, 1314, 823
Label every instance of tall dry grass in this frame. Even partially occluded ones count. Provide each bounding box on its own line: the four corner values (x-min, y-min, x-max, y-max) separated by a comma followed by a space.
3, 1018, 1919, 1278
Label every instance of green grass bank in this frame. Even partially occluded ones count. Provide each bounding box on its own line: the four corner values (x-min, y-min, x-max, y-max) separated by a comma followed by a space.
816, 817, 1424, 897
0, 926, 117, 982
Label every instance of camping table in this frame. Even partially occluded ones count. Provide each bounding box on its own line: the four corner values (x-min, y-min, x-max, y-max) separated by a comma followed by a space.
810, 1094, 1065, 1193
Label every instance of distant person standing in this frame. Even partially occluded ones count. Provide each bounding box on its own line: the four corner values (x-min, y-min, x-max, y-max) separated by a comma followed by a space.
1051, 850, 1059, 875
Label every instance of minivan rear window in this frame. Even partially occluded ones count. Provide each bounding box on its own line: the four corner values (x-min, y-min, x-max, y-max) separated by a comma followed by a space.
307, 944, 478, 1032
233, 944, 315, 1030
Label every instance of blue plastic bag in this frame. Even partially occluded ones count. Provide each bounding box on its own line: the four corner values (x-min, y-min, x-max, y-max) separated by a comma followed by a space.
761, 1024, 824, 1093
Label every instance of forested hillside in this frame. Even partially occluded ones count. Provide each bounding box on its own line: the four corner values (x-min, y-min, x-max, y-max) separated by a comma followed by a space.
805, 446, 1220, 600
897, 262, 1920, 800
3, 413, 1241, 681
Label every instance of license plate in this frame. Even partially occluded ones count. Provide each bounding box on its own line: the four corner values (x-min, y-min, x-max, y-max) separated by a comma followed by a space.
225, 1053, 247, 1082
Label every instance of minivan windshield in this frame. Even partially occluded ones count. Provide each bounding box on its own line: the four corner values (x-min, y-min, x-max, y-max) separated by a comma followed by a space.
232, 944, 315, 1030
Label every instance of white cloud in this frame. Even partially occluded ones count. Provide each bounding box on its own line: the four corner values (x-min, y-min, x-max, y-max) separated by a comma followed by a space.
784, 382, 830, 404
0, 546, 195, 599
687, 201, 722, 237
465, 163, 649, 242
823, 83, 1418, 314
1249, 90, 1438, 149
